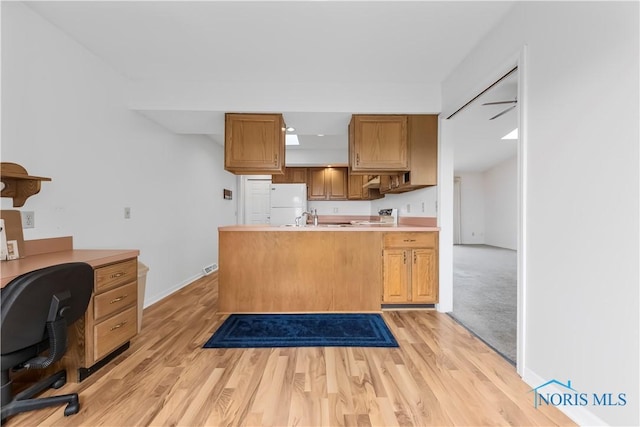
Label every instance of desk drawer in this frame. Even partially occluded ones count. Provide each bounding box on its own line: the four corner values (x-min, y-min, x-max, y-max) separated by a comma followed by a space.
95, 259, 137, 293
94, 281, 137, 321
93, 305, 136, 363
384, 232, 436, 249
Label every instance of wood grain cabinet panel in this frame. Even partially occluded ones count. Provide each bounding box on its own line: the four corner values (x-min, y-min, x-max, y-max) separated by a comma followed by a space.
94, 281, 137, 321
87, 259, 138, 369
225, 113, 285, 175
307, 167, 347, 201
272, 167, 307, 184
411, 248, 438, 303
93, 306, 137, 363
349, 115, 409, 174
382, 232, 438, 304
347, 174, 383, 200
383, 249, 410, 302
95, 258, 137, 293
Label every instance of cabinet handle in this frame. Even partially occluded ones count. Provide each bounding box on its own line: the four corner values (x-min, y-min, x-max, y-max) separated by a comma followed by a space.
110, 295, 128, 304
110, 321, 127, 331
403, 252, 406, 264
274, 153, 278, 166
356, 153, 360, 165
403, 239, 416, 242
414, 252, 417, 263
109, 272, 125, 279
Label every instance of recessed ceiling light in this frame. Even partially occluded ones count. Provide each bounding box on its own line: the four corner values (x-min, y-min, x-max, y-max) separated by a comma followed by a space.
285, 134, 299, 146
502, 128, 518, 140
286, 126, 295, 132
317, 134, 325, 137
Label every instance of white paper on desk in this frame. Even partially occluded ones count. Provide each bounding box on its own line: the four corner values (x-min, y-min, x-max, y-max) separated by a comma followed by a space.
0, 219, 8, 261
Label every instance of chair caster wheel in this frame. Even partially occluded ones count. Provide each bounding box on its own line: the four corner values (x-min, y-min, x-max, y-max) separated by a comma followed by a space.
64, 402, 79, 416
52, 377, 66, 389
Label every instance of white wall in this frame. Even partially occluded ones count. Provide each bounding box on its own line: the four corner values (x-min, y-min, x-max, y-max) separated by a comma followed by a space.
456, 172, 485, 244
371, 186, 438, 218
484, 155, 517, 249
1, 2, 238, 307
308, 200, 372, 216
442, 2, 639, 425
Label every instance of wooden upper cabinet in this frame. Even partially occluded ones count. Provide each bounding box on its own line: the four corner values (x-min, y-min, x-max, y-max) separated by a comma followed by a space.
272, 167, 307, 184
224, 113, 285, 175
308, 167, 348, 201
348, 174, 383, 200
349, 115, 409, 174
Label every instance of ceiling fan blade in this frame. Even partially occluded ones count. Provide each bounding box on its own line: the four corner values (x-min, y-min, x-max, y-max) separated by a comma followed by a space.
482, 100, 517, 106
489, 105, 517, 120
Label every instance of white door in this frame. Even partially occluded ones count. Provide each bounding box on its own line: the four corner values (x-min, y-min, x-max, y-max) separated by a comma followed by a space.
244, 179, 272, 224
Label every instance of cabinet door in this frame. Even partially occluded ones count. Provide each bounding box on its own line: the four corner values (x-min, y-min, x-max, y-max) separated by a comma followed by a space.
383, 249, 410, 302
307, 168, 327, 200
350, 115, 409, 172
348, 174, 365, 200
225, 113, 285, 174
327, 168, 348, 200
289, 168, 308, 184
273, 167, 307, 184
411, 248, 438, 303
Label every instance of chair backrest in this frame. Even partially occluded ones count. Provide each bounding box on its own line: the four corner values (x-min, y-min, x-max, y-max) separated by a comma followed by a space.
1, 262, 93, 355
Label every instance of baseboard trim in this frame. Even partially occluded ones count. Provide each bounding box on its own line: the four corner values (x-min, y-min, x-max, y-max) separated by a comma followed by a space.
143, 272, 204, 308
522, 368, 609, 426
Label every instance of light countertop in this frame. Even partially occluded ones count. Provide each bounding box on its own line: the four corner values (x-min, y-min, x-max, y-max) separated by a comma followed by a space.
219, 224, 439, 232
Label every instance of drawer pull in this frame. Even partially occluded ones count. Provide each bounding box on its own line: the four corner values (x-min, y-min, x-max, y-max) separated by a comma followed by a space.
403, 252, 407, 264
110, 272, 126, 279
403, 239, 416, 242
110, 321, 127, 331
110, 295, 128, 304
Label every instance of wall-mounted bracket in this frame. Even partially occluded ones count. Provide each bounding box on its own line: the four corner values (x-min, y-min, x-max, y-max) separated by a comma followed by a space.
1, 163, 51, 207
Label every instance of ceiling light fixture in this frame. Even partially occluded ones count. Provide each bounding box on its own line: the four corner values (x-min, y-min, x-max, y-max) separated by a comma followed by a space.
317, 134, 325, 137
502, 128, 518, 140
285, 134, 299, 146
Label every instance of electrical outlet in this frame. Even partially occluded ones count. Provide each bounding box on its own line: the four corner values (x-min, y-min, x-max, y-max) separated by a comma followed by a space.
421, 202, 425, 213
333, 207, 339, 213
124, 207, 131, 219
21, 211, 35, 229
406, 203, 411, 213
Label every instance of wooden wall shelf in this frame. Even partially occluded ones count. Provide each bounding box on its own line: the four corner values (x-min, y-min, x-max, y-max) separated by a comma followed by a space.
1, 162, 51, 207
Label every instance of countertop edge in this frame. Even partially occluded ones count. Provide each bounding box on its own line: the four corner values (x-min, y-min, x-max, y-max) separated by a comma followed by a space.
218, 225, 440, 232
1, 249, 140, 287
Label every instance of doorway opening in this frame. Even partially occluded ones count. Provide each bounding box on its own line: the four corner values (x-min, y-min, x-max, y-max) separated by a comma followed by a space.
447, 67, 520, 365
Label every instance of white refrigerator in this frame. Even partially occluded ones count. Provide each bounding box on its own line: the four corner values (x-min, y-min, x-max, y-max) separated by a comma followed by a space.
269, 184, 307, 226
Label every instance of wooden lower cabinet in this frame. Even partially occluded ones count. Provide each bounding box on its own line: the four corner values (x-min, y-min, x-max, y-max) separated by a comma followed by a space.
87, 259, 138, 366
382, 233, 438, 304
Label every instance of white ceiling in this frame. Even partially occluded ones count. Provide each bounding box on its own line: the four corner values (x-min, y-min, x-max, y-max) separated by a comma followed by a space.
25, 0, 517, 170
451, 70, 518, 172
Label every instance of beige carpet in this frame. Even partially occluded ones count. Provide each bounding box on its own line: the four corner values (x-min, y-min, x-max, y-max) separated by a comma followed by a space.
450, 244, 517, 363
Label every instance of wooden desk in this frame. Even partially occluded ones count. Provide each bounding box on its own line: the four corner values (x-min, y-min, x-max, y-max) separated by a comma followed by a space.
1, 237, 140, 382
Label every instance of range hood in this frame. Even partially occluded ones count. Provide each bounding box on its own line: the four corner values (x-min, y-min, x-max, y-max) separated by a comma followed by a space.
363, 176, 380, 189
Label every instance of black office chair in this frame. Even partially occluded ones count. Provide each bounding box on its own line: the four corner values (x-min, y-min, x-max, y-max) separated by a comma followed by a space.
1, 262, 93, 422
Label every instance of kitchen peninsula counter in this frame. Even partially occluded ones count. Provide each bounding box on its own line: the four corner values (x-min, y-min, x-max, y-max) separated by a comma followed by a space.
219, 224, 439, 232
218, 223, 439, 312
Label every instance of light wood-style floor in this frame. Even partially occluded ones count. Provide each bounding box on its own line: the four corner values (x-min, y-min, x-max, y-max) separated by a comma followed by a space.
7, 273, 575, 426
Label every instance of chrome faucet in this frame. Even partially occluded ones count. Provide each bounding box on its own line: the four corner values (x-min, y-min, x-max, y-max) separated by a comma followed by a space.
301, 209, 319, 226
